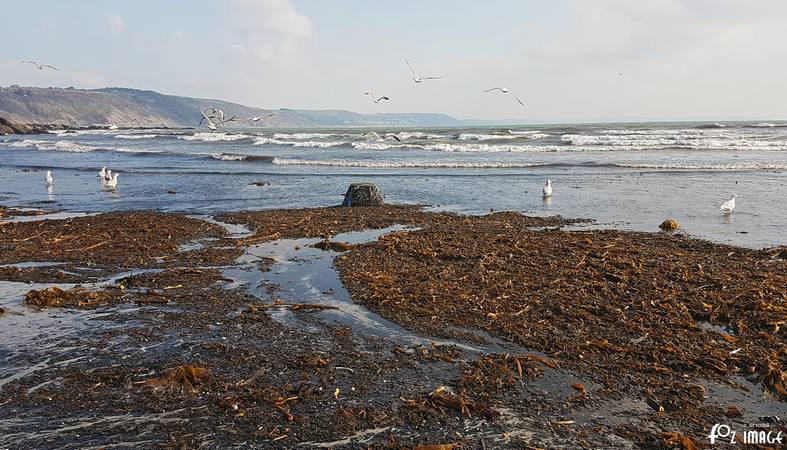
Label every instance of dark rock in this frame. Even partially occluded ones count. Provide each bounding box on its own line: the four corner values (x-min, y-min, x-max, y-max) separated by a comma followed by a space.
341, 183, 384, 207
0, 117, 50, 135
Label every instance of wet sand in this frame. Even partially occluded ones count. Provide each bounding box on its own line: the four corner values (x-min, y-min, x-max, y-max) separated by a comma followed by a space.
0, 205, 784, 449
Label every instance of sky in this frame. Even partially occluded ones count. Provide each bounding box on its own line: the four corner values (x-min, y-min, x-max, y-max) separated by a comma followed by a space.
1, 0, 786, 122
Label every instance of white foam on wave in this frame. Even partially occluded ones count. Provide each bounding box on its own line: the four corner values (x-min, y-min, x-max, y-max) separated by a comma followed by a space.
616, 162, 787, 170
458, 133, 519, 141
396, 131, 445, 140
114, 134, 158, 140
7, 139, 97, 153
351, 141, 411, 150
210, 152, 248, 161
5, 138, 162, 155
561, 133, 786, 150
272, 132, 336, 139
422, 142, 564, 153
179, 132, 251, 142
272, 158, 545, 169
254, 137, 345, 148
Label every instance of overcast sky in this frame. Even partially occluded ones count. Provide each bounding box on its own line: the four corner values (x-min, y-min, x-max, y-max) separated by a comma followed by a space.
2, 0, 786, 122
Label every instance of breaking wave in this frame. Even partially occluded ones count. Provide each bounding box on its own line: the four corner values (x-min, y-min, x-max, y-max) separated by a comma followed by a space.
179, 132, 252, 142
114, 134, 159, 140
208, 152, 274, 162
271, 158, 546, 168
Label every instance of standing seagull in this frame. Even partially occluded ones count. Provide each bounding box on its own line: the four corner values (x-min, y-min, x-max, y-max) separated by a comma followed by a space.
720, 195, 737, 214
105, 173, 119, 189
405, 57, 442, 83
45, 170, 53, 187
482, 87, 525, 106
542, 179, 553, 197
364, 92, 390, 104
22, 61, 58, 71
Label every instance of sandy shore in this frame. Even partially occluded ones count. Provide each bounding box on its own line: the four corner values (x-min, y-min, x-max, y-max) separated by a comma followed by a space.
0, 205, 784, 449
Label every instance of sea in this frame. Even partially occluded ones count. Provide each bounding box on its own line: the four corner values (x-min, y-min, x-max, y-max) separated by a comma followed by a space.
1, 121, 785, 249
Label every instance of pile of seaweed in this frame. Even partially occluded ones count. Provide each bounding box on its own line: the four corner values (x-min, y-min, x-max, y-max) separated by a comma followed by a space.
336, 214, 787, 407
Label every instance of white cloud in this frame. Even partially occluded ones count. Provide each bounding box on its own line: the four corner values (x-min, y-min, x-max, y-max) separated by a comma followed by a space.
106, 14, 126, 32
228, 0, 312, 66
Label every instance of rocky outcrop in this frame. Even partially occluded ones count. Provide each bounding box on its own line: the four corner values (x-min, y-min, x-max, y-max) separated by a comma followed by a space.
342, 183, 384, 207
0, 117, 49, 135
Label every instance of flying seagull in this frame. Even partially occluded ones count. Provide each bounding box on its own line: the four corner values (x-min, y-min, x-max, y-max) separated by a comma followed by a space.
364, 92, 390, 104
720, 195, 737, 214
405, 57, 442, 83
98, 166, 107, 179
248, 113, 277, 123
104, 169, 113, 182
542, 179, 553, 197
482, 87, 525, 106
618, 72, 624, 77
22, 61, 58, 71
46, 170, 53, 187
199, 109, 218, 130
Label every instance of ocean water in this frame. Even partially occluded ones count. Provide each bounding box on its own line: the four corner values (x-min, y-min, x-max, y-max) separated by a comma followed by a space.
0, 122, 785, 248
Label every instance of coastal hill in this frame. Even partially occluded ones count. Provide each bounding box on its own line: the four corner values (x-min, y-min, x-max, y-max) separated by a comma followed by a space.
0, 85, 462, 128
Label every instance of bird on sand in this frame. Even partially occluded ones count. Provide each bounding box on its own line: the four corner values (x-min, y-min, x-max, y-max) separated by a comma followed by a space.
364, 92, 390, 104
405, 57, 442, 83
105, 173, 119, 189
542, 179, 553, 197
482, 87, 524, 106
98, 166, 107, 178
720, 195, 737, 214
22, 60, 58, 71
45, 170, 53, 187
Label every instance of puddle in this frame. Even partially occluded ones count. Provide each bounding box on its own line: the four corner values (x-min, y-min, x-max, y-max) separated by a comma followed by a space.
222, 226, 495, 352
698, 321, 735, 336
701, 378, 787, 420
198, 215, 253, 238
0, 269, 162, 390
0, 211, 94, 224
0, 262, 64, 269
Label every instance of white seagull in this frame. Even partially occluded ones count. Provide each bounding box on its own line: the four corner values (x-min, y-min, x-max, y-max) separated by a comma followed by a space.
720, 195, 737, 214
248, 113, 276, 123
22, 60, 58, 71
542, 179, 553, 197
364, 92, 390, 104
199, 109, 218, 130
105, 173, 119, 189
482, 87, 525, 106
45, 170, 53, 187
104, 169, 113, 182
405, 57, 442, 83
98, 166, 107, 178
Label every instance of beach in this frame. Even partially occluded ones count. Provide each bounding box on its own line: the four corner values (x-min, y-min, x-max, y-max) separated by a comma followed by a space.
1, 204, 784, 449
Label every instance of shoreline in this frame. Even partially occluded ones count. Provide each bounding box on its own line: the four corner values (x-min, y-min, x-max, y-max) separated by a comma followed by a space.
0, 205, 784, 448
